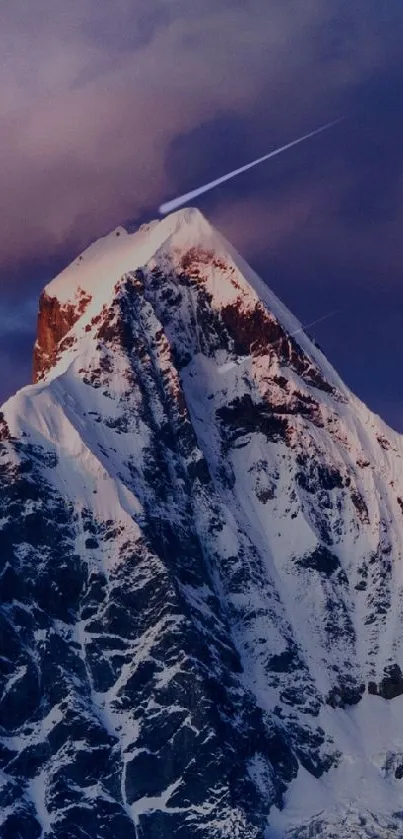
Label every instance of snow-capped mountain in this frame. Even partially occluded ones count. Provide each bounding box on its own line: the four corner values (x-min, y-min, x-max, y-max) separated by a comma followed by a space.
2, 207, 403, 838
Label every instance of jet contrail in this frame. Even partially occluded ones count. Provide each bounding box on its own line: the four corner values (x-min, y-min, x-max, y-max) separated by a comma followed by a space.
159, 117, 344, 215
217, 308, 343, 374
281, 308, 343, 346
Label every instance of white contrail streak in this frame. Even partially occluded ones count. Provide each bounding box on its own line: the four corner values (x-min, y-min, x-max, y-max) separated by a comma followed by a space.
217, 308, 342, 374
159, 117, 344, 215
282, 308, 343, 345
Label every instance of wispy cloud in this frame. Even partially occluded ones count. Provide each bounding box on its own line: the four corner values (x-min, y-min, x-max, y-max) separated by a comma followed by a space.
1, 0, 403, 273
2, 1, 403, 421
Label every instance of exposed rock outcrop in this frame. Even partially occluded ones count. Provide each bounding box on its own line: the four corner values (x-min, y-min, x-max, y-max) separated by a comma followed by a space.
33, 288, 91, 381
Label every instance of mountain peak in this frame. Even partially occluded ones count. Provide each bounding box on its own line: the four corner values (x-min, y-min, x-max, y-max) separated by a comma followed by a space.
44, 208, 212, 306
32, 207, 342, 394
4, 207, 403, 838
32, 209, 214, 382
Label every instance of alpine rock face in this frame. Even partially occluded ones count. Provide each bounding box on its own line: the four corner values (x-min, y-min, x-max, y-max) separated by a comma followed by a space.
2, 208, 403, 838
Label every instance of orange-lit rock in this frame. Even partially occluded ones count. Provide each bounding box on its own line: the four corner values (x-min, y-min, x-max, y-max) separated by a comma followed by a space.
33, 289, 91, 381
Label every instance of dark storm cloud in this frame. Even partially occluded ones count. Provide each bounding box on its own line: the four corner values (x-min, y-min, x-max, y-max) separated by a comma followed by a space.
1, 0, 403, 425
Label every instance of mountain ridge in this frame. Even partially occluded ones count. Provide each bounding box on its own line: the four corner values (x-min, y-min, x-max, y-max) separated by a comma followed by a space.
2, 208, 403, 838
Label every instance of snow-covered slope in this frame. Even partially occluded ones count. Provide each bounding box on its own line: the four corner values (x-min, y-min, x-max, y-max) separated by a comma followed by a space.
2, 208, 403, 838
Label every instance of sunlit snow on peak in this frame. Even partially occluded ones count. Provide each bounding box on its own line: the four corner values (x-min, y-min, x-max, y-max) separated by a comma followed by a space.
45, 208, 213, 308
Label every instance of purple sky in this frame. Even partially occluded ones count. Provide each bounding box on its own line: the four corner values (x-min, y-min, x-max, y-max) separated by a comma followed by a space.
2, 1, 403, 429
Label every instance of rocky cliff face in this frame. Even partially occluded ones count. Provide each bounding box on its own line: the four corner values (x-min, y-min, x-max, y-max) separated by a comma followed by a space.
33, 288, 92, 382
2, 208, 403, 838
